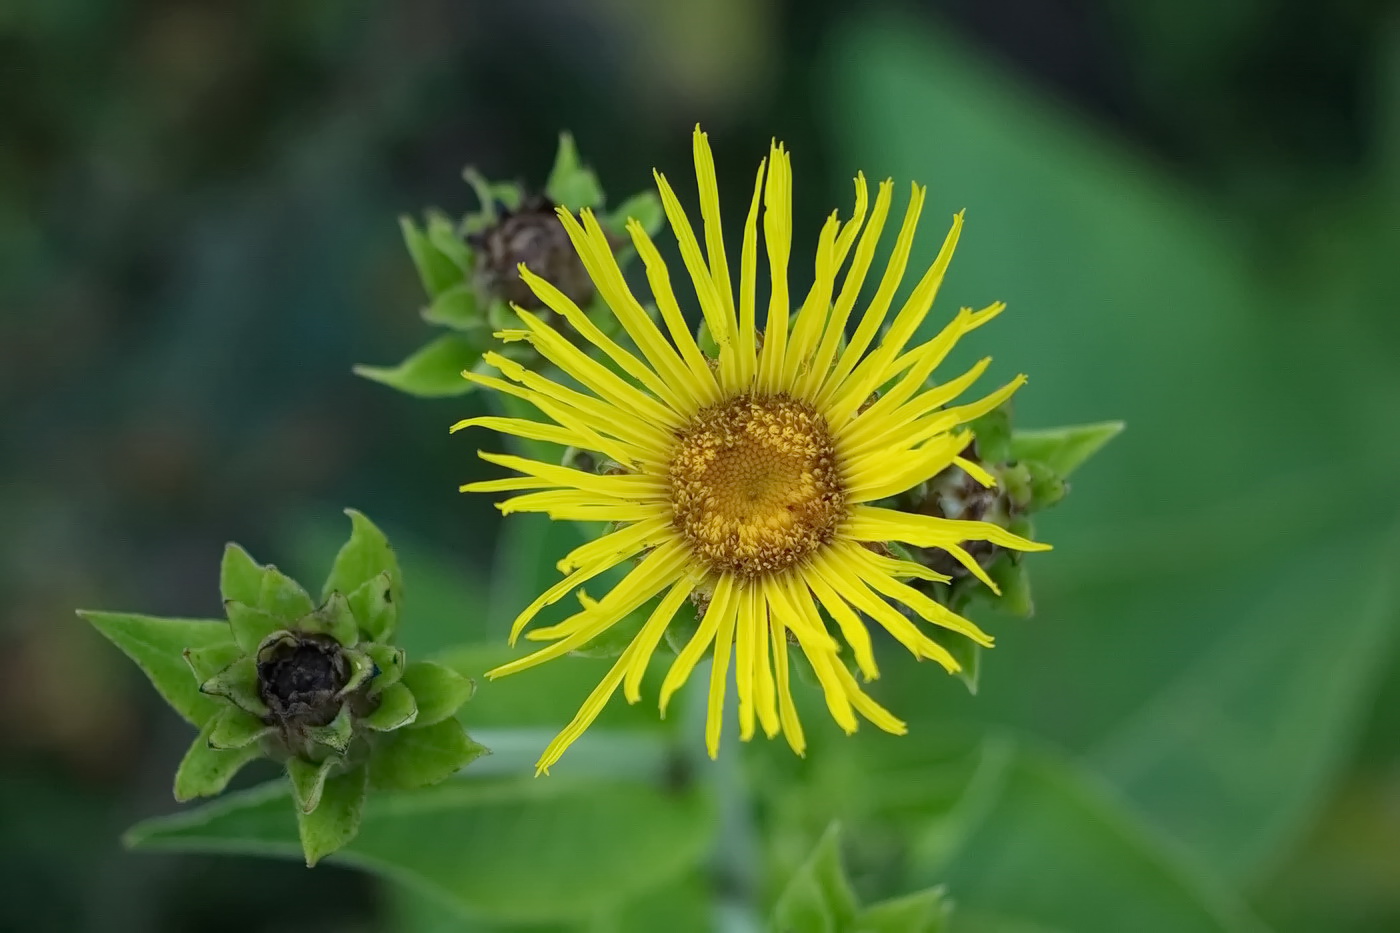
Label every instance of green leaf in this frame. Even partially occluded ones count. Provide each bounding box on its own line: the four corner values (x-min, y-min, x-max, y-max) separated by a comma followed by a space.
126, 772, 716, 923
921, 741, 1267, 933
306, 705, 354, 756
78, 612, 231, 726
362, 682, 418, 732
182, 640, 241, 682
208, 706, 273, 750
1008, 422, 1125, 479
969, 405, 1012, 463
354, 334, 480, 398
200, 656, 269, 719
987, 554, 1034, 617
220, 542, 266, 606
298, 765, 369, 866
287, 756, 338, 814
463, 167, 523, 220
425, 212, 473, 274
421, 283, 483, 331
855, 887, 951, 933
257, 566, 315, 625
369, 718, 484, 790
223, 600, 282, 654
773, 823, 859, 933
348, 572, 398, 645
545, 131, 605, 211
945, 636, 981, 696
1092, 531, 1400, 881
337, 648, 377, 697
364, 643, 406, 693
300, 592, 358, 647
400, 660, 474, 727
323, 509, 403, 619
174, 720, 262, 802
605, 189, 665, 237
401, 215, 466, 299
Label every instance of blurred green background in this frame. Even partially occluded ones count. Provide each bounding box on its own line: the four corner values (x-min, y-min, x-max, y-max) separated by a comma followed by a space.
4, 0, 1399, 931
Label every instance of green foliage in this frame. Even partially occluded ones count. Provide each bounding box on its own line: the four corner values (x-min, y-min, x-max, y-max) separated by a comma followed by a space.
353, 333, 484, 398
174, 721, 262, 803
400, 661, 475, 727
1009, 422, 1126, 480
75, 612, 231, 726
546, 132, 606, 212
771, 823, 949, 933
369, 719, 487, 790
125, 773, 716, 923
297, 766, 370, 867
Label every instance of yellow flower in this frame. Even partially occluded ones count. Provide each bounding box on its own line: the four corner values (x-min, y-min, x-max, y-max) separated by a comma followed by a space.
455, 127, 1049, 774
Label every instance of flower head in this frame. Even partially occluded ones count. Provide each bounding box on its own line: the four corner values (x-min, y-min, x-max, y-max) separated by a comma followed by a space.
456, 127, 1050, 773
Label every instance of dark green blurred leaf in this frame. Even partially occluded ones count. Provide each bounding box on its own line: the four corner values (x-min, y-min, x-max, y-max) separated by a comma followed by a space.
606, 190, 665, 237
546, 132, 605, 211
1093, 530, 1400, 881
856, 888, 950, 933
400, 660, 474, 727
298, 765, 369, 866
369, 718, 485, 790
421, 283, 483, 331
1009, 423, 1125, 480
945, 636, 981, 696
126, 773, 716, 923
354, 334, 481, 398
402, 215, 467, 299
772, 823, 858, 932
78, 611, 229, 726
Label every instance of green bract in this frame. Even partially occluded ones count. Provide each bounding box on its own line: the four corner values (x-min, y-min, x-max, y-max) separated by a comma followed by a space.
80, 509, 487, 866
355, 131, 665, 398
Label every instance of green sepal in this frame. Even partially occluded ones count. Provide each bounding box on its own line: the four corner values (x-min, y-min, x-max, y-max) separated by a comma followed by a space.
200, 656, 269, 719
324, 510, 403, 624
545, 132, 605, 211
362, 682, 418, 732
78, 611, 231, 726
224, 600, 283, 654
220, 542, 265, 606
421, 283, 483, 331
348, 572, 398, 645
364, 643, 406, 693
174, 719, 262, 802
258, 566, 315, 626
182, 640, 242, 683
297, 765, 368, 867
1025, 459, 1068, 511
300, 592, 358, 647
998, 462, 1034, 511
353, 333, 481, 398
305, 705, 354, 756
604, 190, 665, 238
400, 660, 473, 727
855, 887, 951, 932
1009, 420, 1124, 478
424, 211, 473, 274
337, 648, 377, 698
400, 215, 466, 299
463, 167, 523, 226
772, 823, 858, 932
988, 553, 1034, 617
368, 718, 487, 791
208, 705, 274, 750
287, 756, 338, 814
969, 405, 1012, 463
945, 636, 982, 696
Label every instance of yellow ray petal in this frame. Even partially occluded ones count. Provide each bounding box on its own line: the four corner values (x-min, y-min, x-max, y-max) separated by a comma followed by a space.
692, 126, 734, 322
844, 505, 1053, 553
801, 560, 879, 680
830, 662, 907, 735
748, 584, 780, 738
623, 578, 697, 703
756, 143, 793, 394
769, 607, 806, 756
705, 594, 739, 758
659, 575, 738, 716
783, 211, 841, 388
654, 169, 735, 368
627, 218, 723, 404
734, 157, 768, 389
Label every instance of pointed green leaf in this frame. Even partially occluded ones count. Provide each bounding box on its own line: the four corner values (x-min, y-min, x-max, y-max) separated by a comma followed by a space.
1009, 421, 1125, 478
79, 611, 230, 726
463, 167, 523, 220
200, 656, 269, 719
353, 334, 480, 398
369, 718, 485, 790
338, 648, 377, 698
545, 131, 606, 211
945, 636, 981, 696
220, 542, 265, 606
298, 765, 369, 866
348, 572, 398, 644
300, 592, 358, 647
182, 640, 241, 683
363, 682, 418, 732
1024, 460, 1068, 511
224, 601, 282, 654
323, 510, 403, 611
365, 643, 406, 693
856, 887, 951, 933
605, 189, 664, 237
421, 283, 483, 331
988, 555, 1034, 617
287, 756, 338, 814
400, 660, 473, 727
174, 719, 263, 802
125, 771, 715, 923
257, 566, 315, 625
969, 405, 1013, 463
306, 705, 354, 756
773, 823, 858, 933
208, 706, 273, 750
401, 215, 466, 299
425, 211, 473, 274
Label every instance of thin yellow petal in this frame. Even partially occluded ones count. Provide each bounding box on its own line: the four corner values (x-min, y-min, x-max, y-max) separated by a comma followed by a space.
769, 608, 805, 756
654, 169, 734, 367
735, 583, 758, 741
627, 218, 723, 404
659, 575, 737, 716
749, 584, 780, 738
623, 578, 697, 703
734, 157, 768, 389
692, 126, 734, 322
756, 143, 792, 394
705, 595, 739, 758
830, 662, 907, 735
845, 505, 1053, 553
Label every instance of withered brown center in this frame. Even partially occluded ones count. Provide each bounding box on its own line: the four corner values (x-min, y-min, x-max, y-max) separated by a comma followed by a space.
668, 394, 846, 577
256, 633, 348, 727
